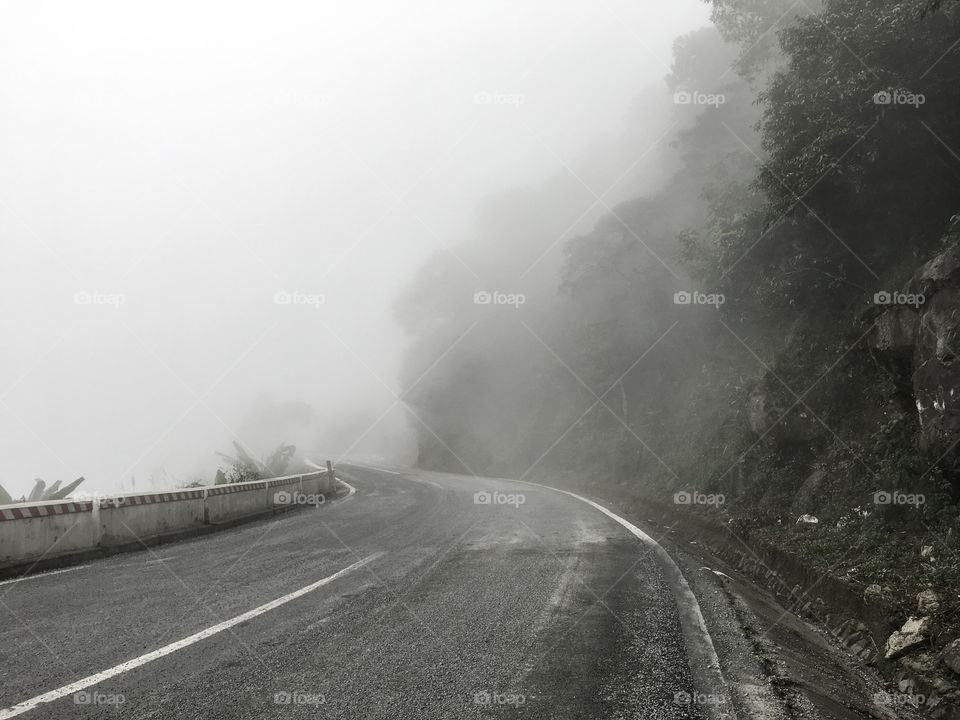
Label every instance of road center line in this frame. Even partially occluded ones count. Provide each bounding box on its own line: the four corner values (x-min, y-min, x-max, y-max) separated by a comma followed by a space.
0, 552, 385, 720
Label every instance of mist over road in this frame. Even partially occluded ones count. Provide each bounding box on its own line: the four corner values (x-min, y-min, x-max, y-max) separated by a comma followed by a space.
0, 466, 716, 720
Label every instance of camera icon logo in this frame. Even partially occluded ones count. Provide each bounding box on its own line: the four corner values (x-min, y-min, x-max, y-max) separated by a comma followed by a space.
673, 491, 692, 505
474, 491, 492, 505
274, 491, 292, 505
673, 291, 692, 305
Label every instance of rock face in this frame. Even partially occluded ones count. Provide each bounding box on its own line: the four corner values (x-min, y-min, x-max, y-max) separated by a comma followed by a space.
867, 234, 960, 468
914, 284, 960, 454
885, 616, 932, 659
906, 238, 960, 463
868, 305, 920, 350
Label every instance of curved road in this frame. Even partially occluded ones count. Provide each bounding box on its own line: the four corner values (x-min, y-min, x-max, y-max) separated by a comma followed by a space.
0, 466, 722, 719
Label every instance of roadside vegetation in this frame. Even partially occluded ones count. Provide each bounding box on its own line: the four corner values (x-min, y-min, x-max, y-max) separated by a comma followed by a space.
0, 477, 85, 505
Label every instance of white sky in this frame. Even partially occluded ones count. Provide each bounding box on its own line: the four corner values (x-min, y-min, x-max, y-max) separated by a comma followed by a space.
0, 0, 710, 496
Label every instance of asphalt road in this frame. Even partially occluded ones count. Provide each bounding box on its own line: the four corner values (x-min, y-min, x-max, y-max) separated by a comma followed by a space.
0, 466, 719, 719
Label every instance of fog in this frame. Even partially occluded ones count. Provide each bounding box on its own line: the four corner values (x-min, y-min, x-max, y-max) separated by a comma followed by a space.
0, 0, 710, 496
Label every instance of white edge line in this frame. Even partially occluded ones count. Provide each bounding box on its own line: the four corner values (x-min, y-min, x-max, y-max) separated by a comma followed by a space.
335, 478, 357, 499
511, 479, 735, 718
0, 565, 91, 587
0, 552, 385, 720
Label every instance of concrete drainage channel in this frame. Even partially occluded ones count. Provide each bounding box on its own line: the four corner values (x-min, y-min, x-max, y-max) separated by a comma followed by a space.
0, 468, 343, 580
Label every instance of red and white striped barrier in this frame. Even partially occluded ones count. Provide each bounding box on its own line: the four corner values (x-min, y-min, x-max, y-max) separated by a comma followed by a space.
99, 490, 204, 508
205, 483, 266, 496
0, 501, 94, 521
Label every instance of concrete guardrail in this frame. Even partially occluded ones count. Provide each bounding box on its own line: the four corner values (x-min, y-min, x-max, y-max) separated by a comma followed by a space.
0, 467, 338, 574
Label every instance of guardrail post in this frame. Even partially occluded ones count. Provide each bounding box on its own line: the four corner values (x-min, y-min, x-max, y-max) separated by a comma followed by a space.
92, 497, 103, 546
326, 460, 334, 494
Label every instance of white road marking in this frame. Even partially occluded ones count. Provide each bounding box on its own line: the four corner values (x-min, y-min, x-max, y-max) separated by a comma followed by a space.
331, 477, 357, 506
515, 479, 734, 719
369, 467, 402, 475
410, 477, 444, 490
355, 465, 402, 475
0, 565, 90, 587
0, 552, 385, 719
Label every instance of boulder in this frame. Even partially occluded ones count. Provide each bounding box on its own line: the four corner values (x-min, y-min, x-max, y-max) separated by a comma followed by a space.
885, 616, 932, 659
